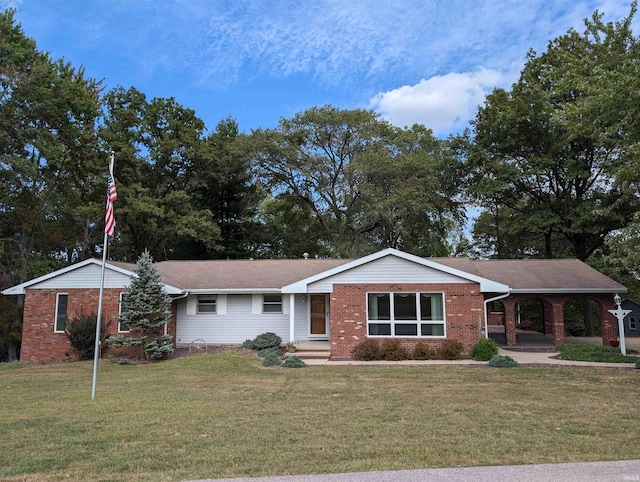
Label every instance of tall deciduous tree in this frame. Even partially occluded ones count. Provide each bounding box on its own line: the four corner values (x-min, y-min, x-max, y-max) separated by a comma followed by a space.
0, 8, 104, 283
466, 4, 640, 262
99, 87, 220, 261
250, 106, 462, 258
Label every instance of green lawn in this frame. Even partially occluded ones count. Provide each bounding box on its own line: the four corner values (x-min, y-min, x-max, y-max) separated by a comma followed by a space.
1, 351, 639, 481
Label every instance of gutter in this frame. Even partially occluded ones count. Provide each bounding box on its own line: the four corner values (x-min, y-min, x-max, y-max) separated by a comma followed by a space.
483, 291, 511, 339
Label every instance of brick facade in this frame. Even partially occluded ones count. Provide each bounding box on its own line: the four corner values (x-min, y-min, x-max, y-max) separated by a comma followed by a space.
329, 282, 484, 359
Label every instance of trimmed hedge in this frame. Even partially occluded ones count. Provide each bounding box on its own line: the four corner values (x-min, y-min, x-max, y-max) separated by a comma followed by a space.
438, 340, 464, 360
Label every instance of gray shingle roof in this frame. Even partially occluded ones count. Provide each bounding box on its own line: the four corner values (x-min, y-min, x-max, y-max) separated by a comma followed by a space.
433, 258, 625, 292
108, 255, 625, 293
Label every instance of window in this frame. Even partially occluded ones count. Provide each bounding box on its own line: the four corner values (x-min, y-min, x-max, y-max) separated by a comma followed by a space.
367, 292, 445, 338
262, 294, 283, 313
197, 296, 217, 314
630, 317, 637, 331
118, 292, 130, 332
54, 293, 68, 333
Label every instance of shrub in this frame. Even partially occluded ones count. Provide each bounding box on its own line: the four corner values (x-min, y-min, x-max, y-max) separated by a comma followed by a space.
252, 332, 282, 350
411, 342, 434, 360
262, 353, 282, 367
240, 339, 255, 349
488, 354, 518, 367
635, 360, 640, 369
565, 322, 586, 337
65, 310, 99, 360
282, 356, 306, 368
380, 339, 409, 361
470, 338, 498, 361
438, 340, 464, 360
257, 347, 283, 358
352, 339, 382, 360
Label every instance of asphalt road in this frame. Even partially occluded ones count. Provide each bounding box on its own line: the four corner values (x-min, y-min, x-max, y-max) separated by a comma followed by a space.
195, 460, 640, 482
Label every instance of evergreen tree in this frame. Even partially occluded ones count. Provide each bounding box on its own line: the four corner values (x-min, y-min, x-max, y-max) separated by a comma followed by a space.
113, 250, 173, 360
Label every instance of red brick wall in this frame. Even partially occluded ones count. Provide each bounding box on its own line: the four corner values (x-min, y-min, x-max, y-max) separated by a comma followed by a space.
21, 288, 178, 363
329, 283, 484, 359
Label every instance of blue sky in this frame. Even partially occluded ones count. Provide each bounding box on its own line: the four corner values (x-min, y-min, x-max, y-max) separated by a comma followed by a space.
10, 0, 639, 138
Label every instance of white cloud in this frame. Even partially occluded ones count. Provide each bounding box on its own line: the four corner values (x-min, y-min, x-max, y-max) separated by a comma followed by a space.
369, 68, 508, 136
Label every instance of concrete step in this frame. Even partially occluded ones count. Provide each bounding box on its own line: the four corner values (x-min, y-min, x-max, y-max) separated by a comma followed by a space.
284, 350, 330, 359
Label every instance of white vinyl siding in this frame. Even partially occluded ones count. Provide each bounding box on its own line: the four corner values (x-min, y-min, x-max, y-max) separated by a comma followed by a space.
251, 294, 289, 315
54, 293, 68, 333
32, 263, 131, 289
176, 294, 303, 345
307, 256, 470, 293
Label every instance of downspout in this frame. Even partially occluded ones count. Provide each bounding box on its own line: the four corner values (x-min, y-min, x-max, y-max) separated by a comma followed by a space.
168, 291, 189, 336
483, 291, 511, 339
289, 294, 296, 343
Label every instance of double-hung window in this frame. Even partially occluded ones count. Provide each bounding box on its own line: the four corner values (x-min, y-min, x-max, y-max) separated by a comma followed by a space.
54, 293, 68, 333
630, 317, 637, 331
367, 292, 445, 337
262, 294, 283, 313
118, 292, 130, 332
197, 296, 217, 314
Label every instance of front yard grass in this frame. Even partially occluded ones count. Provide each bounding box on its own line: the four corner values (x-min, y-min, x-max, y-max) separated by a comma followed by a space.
556, 343, 640, 363
1, 351, 639, 481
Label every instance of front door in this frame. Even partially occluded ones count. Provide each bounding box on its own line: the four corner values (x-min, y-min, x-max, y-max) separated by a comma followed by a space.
310, 294, 328, 338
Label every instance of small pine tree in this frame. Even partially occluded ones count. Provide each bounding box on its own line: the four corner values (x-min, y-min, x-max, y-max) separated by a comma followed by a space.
113, 250, 174, 360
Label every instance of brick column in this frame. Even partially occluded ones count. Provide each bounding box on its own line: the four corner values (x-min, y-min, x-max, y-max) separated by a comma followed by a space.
551, 300, 566, 345
502, 298, 518, 345
597, 296, 618, 346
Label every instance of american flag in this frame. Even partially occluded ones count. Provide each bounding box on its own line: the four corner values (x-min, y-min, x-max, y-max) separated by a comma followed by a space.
105, 168, 117, 237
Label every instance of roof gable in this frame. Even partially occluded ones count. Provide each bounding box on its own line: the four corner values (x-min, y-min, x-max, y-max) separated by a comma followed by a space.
282, 248, 510, 293
1, 259, 182, 295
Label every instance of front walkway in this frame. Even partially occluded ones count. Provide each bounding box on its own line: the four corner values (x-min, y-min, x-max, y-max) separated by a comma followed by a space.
303, 348, 638, 368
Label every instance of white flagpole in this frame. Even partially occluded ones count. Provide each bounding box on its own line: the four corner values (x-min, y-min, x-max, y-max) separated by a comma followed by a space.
92, 152, 115, 400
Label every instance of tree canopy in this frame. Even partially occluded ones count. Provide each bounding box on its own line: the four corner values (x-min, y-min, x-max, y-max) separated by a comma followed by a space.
466, 3, 640, 262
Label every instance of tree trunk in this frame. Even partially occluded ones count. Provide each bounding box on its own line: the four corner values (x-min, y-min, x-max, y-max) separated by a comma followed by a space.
7, 341, 18, 362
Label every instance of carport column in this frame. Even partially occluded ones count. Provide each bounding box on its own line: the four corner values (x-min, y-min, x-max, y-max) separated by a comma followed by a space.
289, 294, 295, 343
550, 298, 566, 346
503, 298, 518, 345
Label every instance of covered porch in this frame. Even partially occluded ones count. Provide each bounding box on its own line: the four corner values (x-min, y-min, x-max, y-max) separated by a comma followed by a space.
488, 293, 621, 348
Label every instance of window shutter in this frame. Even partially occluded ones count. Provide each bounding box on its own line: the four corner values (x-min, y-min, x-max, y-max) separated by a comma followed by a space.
186, 295, 197, 315
282, 294, 289, 315
218, 294, 227, 315
252, 294, 261, 314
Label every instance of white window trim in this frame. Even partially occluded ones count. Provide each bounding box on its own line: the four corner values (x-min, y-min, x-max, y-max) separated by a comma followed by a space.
262, 294, 283, 314
630, 317, 637, 331
197, 295, 218, 315
54, 292, 68, 333
366, 291, 446, 338
118, 292, 130, 333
